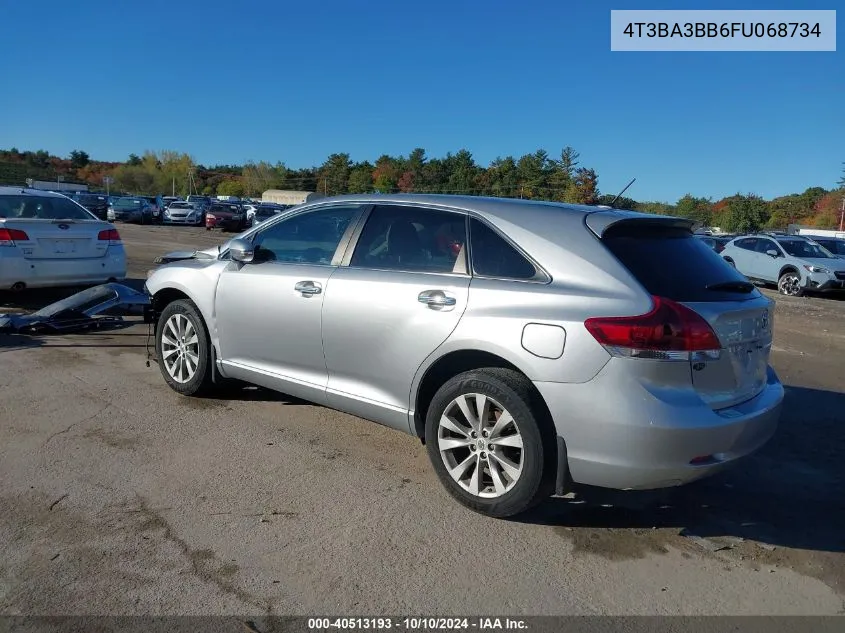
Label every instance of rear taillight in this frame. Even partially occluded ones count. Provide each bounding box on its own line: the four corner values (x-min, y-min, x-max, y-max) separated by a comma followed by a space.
98, 228, 121, 244
584, 296, 721, 361
0, 228, 30, 246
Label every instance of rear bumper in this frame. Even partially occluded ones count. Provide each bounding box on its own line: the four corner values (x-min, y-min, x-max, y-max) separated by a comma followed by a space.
0, 249, 127, 290
535, 364, 783, 491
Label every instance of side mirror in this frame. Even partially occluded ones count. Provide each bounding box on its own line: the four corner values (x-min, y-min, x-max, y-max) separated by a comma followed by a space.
766, 249, 779, 258
229, 238, 255, 263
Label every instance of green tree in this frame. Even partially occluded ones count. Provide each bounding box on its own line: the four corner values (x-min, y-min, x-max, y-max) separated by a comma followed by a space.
446, 149, 478, 194
548, 146, 579, 201
674, 194, 713, 227
516, 150, 550, 198
488, 156, 518, 198
127, 154, 142, 166
348, 162, 374, 193
722, 194, 769, 233
69, 150, 90, 168
318, 153, 352, 196
837, 162, 845, 189
217, 179, 245, 197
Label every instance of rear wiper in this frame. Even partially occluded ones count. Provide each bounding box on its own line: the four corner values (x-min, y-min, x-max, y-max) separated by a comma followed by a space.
705, 280, 755, 293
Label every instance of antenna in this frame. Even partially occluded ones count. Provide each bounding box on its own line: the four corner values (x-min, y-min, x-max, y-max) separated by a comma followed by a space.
610, 178, 636, 207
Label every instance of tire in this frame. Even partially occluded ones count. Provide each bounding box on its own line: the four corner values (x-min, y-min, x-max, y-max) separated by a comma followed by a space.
154, 299, 213, 396
424, 368, 556, 518
778, 271, 804, 297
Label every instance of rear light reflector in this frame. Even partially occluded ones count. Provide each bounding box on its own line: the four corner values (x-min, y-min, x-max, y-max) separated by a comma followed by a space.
98, 228, 122, 244
0, 228, 30, 246
584, 296, 721, 361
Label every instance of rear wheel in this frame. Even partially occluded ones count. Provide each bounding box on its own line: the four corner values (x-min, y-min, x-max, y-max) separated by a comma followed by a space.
155, 299, 213, 396
424, 368, 556, 518
778, 271, 804, 297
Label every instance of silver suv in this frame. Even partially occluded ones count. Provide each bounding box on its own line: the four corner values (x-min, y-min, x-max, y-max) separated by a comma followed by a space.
145, 195, 783, 517
721, 234, 845, 296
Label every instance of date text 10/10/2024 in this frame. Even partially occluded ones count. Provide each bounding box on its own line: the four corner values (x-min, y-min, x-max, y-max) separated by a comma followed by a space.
307, 618, 528, 630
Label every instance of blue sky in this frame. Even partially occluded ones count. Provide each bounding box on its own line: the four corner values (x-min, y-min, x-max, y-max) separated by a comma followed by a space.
0, 0, 841, 202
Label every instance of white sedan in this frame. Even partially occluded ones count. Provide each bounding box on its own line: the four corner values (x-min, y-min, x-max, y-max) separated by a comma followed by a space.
0, 187, 127, 291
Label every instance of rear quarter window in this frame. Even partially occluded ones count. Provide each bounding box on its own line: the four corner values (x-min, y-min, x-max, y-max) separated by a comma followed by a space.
602, 223, 761, 303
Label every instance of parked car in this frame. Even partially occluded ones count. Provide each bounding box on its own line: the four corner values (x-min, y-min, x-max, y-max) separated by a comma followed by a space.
205, 202, 249, 231
71, 193, 110, 220
145, 194, 783, 518
162, 196, 184, 209
253, 203, 291, 225
0, 187, 126, 290
806, 236, 845, 258
186, 195, 211, 211
139, 196, 164, 223
163, 201, 203, 226
696, 235, 731, 254
721, 234, 845, 296
108, 197, 155, 224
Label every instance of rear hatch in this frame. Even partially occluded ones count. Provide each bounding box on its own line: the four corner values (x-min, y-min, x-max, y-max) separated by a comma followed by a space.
590, 213, 774, 410
2, 218, 115, 259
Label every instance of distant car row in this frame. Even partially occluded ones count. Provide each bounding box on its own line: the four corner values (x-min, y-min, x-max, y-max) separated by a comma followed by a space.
697, 232, 845, 296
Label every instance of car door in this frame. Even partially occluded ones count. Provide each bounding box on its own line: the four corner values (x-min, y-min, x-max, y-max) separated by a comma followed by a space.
728, 238, 759, 277
752, 238, 782, 282
321, 204, 471, 432
214, 204, 364, 403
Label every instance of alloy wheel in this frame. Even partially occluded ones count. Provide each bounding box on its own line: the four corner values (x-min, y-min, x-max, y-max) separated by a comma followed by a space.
779, 274, 801, 296
437, 393, 524, 498
160, 313, 200, 383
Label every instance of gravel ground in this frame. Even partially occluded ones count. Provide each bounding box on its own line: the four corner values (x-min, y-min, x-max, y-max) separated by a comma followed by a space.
1, 223, 843, 616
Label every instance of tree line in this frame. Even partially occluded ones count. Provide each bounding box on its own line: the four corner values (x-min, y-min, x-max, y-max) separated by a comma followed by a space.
1, 147, 843, 232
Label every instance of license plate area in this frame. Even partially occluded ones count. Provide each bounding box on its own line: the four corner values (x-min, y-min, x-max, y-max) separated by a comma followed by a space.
52, 239, 78, 254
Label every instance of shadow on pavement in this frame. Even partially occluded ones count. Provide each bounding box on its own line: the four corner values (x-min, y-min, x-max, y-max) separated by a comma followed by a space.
519, 385, 845, 556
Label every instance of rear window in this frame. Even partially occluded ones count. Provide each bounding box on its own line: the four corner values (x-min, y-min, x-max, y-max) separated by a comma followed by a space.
602, 223, 761, 302
0, 195, 95, 220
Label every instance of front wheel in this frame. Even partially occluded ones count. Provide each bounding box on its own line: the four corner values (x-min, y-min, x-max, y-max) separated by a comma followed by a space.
155, 299, 213, 396
778, 271, 804, 297
424, 368, 556, 518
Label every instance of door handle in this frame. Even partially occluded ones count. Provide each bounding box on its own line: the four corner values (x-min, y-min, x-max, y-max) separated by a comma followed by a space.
418, 289, 456, 308
294, 280, 322, 295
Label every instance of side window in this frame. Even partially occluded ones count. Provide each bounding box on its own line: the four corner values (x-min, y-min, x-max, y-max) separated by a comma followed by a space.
469, 218, 538, 280
755, 239, 777, 254
252, 206, 358, 265
735, 238, 758, 251
350, 205, 467, 274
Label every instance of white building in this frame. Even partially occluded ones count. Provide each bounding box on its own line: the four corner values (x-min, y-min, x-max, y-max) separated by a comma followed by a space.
261, 190, 325, 205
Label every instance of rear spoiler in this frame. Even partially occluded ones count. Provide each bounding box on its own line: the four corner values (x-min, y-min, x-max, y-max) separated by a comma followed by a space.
585, 209, 695, 238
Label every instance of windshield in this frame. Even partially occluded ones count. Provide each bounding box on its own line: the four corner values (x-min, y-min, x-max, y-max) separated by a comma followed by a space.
0, 195, 95, 220
778, 239, 836, 259
210, 205, 239, 213
170, 202, 192, 209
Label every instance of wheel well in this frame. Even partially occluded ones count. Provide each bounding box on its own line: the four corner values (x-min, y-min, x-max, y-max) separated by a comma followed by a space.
778, 266, 799, 278
413, 350, 546, 442
151, 288, 192, 325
